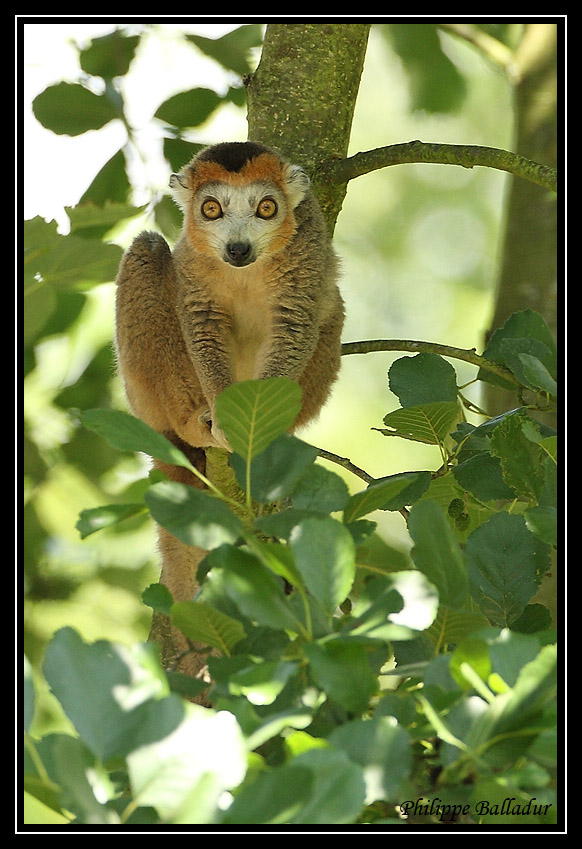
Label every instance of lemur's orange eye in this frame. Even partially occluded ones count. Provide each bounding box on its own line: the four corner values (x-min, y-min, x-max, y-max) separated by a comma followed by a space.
256, 198, 278, 219
201, 198, 223, 220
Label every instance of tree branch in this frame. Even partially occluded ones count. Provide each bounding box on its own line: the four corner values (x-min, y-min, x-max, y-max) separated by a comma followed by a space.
315, 447, 374, 485
341, 338, 522, 387
318, 140, 557, 193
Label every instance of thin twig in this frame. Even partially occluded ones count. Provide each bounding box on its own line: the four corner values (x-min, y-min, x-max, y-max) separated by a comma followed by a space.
318, 141, 557, 193
316, 447, 375, 484
438, 23, 515, 71
341, 338, 522, 388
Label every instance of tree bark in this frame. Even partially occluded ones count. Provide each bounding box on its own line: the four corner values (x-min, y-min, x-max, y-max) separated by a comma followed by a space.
485, 23, 558, 417
245, 23, 370, 232
482, 24, 558, 622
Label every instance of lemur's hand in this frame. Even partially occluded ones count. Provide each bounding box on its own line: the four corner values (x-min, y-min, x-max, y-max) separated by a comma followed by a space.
199, 409, 232, 452
211, 423, 232, 452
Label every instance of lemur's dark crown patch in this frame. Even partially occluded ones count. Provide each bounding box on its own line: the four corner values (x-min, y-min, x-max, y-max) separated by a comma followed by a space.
197, 141, 272, 173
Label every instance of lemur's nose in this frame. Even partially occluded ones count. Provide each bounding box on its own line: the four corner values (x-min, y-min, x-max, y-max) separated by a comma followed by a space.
226, 242, 253, 265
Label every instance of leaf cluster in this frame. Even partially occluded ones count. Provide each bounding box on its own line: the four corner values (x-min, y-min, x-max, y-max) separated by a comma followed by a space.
25, 319, 558, 824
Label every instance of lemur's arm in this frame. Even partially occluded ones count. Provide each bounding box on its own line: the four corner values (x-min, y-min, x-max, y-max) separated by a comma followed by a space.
115, 232, 217, 449
178, 293, 234, 399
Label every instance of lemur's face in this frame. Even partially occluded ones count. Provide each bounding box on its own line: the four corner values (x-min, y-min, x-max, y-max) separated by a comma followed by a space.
192, 180, 291, 267
170, 146, 310, 267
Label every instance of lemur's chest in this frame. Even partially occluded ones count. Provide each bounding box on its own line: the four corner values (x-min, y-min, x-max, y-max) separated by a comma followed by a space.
228, 292, 271, 380
193, 259, 278, 379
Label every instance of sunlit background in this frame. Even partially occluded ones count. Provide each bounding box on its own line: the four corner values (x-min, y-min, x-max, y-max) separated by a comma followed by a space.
23, 22, 514, 728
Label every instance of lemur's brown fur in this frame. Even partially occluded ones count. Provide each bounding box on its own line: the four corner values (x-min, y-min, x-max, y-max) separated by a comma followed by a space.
115, 142, 344, 689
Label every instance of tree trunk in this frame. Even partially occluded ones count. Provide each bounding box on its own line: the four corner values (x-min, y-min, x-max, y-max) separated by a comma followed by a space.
245, 23, 370, 232
485, 23, 557, 417
484, 24, 558, 623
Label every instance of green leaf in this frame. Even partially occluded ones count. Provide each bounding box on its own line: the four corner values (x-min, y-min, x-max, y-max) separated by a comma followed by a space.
506, 645, 558, 720
452, 452, 516, 501
154, 194, 183, 239
379, 401, 460, 446
349, 571, 439, 641
291, 463, 350, 513
79, 148, 131, 206
163, 138, 205, 172
42, 629, 182, 761
81, 409, 194, 469
23, 272, 57, 343
479, 309, 557, 389
484, 628, 543, 689
244, 707, 315, 753
228, 660, 298, 705
79, 31, 141, 78
449, 638, 492, 691
416, 473, 496, 542
465, 513, 539, 627
524, 505, 557, 547
76, 503, 145, 538
230, 434, 317, 503
343, 471, 430, 523
386, 24, 467, 113
186, 25, 264, 76
539, 453, 557, 509
528, 728, 557, 774
289, 517, 356, 616
408, 500, 469, 609
23, 791, 69, 826
499, 338, 555, 392
388, 353, 458, 406
171, 601, 246, 655
489, 414, 546, 501
425, 606, 489, 651
165, 671, 209, 701
470, 777, 553, 824
250, 540, 305, 589
304, 640, 378, 713
24, 217, 123, 295
376, 470, 432, 512
381, 570, 440, 632
145, 481, 243, 549
510, 603, 553, 634
46, 734, 119, 824
452, 409, 530, 458
288, 748, 366, 824
254, 508, 321, 541
466, 643, 557, 764
328, 716, 412, 803
142, 582, 174, 617
32, 82, 119, 135
154, 88, 223, 128
215, 377, 302, 461
416, 694, 470, 752
222, 764, 312, 824
517, 354, 557, 396
207, 546, 304, 634
66, 201, 146, 236
127, 703, 247, 823
24, 656, 35, 733
24, 734, 70, 816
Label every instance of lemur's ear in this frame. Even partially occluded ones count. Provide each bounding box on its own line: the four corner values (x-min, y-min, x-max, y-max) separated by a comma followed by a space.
284, 163, 310, 209
169, 172, 191, 211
